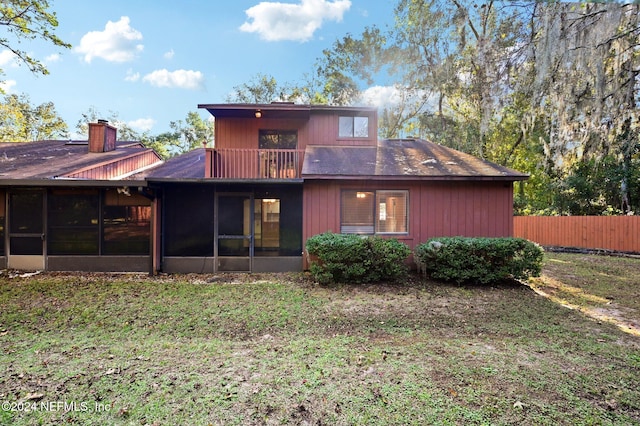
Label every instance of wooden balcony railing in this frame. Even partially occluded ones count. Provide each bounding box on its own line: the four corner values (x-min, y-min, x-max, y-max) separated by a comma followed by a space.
205, 148, 304, 179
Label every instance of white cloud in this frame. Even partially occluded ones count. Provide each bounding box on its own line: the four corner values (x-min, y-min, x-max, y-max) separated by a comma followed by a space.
45, 53, 61, 63
239, 0, 351, 42
0, 50, 18, 67
0, 79, 17, 93
359, 85, 406, 108
125, 69, 140, 82
359, 85, 435, 111
128, 117, 156, 132
142, 69, 205, 90
163, 49, 175, 60
76, 16, 144, 63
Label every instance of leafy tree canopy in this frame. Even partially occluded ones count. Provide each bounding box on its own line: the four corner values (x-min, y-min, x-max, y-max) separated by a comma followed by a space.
0, 92, 68, 141
226, 73, 303, 104
0, 0, 71, 77
309, 0, 640, 215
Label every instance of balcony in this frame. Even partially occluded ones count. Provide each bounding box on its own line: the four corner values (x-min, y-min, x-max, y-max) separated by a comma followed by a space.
205, 148, 304, 179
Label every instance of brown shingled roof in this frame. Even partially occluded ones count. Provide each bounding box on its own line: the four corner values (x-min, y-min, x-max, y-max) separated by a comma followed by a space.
137, 148, 207, 179
0, 140, 163, 184
302, 139, 528, 181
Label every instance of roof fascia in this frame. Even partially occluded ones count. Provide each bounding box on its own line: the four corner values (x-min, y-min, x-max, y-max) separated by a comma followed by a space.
0, 179, 149, 187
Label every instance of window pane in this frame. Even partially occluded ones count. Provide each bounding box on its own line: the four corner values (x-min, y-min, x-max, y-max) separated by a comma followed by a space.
339, 117, 354, 137
259, 130, 298, 149
376, 191, 408, 233
354, 117, 369, 137
260, 187, 303, 256
10, 237, 42, 255
279, 132, 298, 149
103, 205, 150, 255
10, 192, 43, 234
164, 186, 214, 256
255, 199, 280, 253
341, 190, 374, 234
259, 131, 280, 149
218, 239, 250, 256
48, 191, 99, 255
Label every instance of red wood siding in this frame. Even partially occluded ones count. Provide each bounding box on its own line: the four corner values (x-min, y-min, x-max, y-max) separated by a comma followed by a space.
303, 181, 342, 240
61, 151, 161, 180
302, 180, 515, 254
214, 111, 378, 150
307, 112, 378, 147
514, 216, 640, 253
215, 118, 310, 150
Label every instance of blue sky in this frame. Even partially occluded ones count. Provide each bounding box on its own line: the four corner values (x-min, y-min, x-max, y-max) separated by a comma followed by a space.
0, 0, 396, 137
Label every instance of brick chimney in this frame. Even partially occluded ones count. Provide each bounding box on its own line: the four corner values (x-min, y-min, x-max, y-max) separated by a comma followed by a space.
88, 119, 117, 153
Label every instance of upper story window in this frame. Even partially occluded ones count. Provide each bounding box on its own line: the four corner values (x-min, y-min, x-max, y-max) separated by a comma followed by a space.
339, 116, 369, 138
259, 130, 298, 149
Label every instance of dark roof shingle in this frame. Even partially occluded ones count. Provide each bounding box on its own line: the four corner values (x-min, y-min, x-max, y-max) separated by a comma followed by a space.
0, 140, 162, 183
302, 139, 528, 181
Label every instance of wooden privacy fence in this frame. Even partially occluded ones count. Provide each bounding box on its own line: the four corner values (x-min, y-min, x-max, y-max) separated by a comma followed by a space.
514, 216, 640, 253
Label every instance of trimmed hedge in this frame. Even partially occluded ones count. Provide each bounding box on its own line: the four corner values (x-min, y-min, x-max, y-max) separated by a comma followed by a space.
306, 232, 411, 284
414, 237, 544, 284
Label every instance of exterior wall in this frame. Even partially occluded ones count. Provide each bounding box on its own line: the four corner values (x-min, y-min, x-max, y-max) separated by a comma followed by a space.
215, 118, 310, 150
413, 181, 514, 242
307, 111, 378, 147
303, 179, 515, 258
61, 151, 161, 179
214, 110, 378, 150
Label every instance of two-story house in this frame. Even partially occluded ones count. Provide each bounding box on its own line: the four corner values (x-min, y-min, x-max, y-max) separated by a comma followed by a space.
0, 102, 528, 273
142, 103, 528, 273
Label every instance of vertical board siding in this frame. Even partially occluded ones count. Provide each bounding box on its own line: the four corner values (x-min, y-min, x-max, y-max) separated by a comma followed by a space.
303, 180, 515, 254
62, 151, 161, 179
417, 181, 513, 240
513, 216, 640, 253
216, 118, 309, 150
307, 112, 378, 147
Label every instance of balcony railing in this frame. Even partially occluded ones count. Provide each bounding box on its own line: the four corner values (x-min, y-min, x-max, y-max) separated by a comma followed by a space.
205, 148, 304, 179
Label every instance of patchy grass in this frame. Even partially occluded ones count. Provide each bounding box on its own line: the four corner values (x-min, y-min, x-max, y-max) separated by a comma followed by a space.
0, 256, 639, 425
529, 253, 640, 335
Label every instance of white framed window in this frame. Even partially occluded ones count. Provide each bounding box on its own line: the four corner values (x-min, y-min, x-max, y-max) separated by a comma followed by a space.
339, 116, 369, 138
341, 190, 408, 234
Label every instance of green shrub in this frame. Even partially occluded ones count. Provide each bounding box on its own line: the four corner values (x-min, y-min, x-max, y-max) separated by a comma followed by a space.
414, 237, 544, 284
306, 232, 411, 284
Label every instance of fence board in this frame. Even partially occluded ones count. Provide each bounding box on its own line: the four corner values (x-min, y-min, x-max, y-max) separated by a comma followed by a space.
514, 216, 640, 253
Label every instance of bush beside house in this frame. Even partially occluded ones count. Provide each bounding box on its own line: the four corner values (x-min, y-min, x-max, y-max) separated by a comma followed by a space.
305, 233, 411, 284
306, 233, 543, 285
414, 237, 544, 284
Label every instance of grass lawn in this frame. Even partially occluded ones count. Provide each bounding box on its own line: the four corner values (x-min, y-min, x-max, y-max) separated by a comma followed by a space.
1, 253, 639, 425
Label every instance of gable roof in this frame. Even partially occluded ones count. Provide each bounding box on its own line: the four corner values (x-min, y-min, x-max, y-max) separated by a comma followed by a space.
302, 138, 528, 181
0, 140, 163, 185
